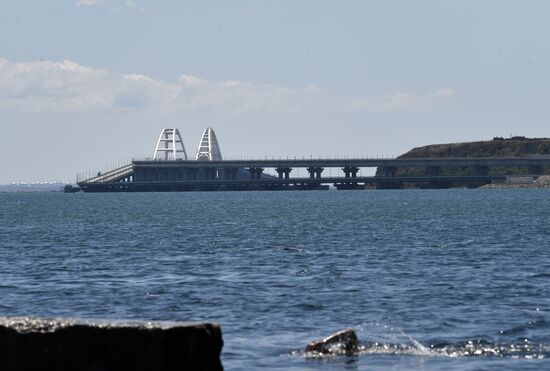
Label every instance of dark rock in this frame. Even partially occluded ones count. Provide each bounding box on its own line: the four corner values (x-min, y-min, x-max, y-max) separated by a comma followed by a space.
305, 328, 359, 356
0, 317, 223, 371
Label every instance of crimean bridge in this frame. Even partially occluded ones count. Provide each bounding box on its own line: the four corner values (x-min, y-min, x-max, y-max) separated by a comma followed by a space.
74, 128, 550, 192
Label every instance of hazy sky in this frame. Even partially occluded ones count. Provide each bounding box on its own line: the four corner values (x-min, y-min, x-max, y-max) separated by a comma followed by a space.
1, 0, 549, 182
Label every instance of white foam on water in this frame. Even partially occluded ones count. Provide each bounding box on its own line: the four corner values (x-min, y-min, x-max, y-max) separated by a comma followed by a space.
296, 322, 549, 360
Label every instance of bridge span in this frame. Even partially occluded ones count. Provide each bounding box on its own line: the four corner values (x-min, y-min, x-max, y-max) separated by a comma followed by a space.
133, 156, 550, 170
73, 128, 550, 192
75, 156, 550, 192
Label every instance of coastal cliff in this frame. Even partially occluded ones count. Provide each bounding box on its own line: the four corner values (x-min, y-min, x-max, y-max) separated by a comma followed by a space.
378, 137, 550, 176
400, 137, 550, 158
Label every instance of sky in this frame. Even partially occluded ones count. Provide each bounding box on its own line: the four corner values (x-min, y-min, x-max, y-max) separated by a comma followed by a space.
1, 0, 550, 183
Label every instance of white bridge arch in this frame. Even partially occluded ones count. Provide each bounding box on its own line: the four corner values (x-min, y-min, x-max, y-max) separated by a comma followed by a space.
196, 127, 222, 161
153, 128, 188, 160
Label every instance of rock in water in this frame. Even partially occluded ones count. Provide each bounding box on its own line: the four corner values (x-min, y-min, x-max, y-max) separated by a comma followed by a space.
0, 316, 223, 371
305, 328, 359, 355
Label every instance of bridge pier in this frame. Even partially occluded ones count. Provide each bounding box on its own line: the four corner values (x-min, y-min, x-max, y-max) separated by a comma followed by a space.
275, 167, 292, 179
223, 167, 238, 180
203, 168, 217, 180
248, 167, 264, 179
342, 166, 359, 178
338, 166, 361, 190
307, 166, 324, 179
167, 169, 175, 181
187, 168, 198, 180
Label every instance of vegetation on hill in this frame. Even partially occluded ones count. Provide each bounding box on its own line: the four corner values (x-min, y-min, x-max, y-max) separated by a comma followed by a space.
378, 137, 550, 176
400, 136, 550, 158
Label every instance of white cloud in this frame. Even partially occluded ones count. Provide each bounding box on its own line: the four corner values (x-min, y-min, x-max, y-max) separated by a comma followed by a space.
76, 0, 110, 7
75, 0, 143, 11
75, 0, 100, 6
124, 1, 142, 10
0, 57, 455, 114
432, 87, 455, 98
0, 58, 321, 113
346, 88, 455, 113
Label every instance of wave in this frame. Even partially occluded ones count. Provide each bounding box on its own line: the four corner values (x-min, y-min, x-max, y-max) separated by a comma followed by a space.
296, 322, 549, 360
357, 338, 548, 359
296, 338, 548, 360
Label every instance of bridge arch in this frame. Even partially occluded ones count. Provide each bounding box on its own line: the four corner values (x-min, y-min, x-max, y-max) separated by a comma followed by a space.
153, 128, 188, 160
196, 127, 222, 161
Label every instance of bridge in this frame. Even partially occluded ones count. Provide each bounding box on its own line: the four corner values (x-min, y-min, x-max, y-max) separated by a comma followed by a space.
75, 128, 550, 192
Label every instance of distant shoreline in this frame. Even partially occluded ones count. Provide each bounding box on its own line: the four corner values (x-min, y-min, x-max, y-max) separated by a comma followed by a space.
0, 183, 68, 193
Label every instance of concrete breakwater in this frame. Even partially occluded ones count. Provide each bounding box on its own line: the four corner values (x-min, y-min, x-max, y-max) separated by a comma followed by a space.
480, 175, 550, 189
0, 317, 223, 371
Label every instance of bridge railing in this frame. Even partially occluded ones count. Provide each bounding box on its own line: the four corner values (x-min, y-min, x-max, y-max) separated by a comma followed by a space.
131, 154, 399, 161
129, 154, 546, 162
76, 157, 134, 183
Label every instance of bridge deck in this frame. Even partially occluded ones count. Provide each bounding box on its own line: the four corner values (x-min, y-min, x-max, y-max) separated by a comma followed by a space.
132, 156, 550, 168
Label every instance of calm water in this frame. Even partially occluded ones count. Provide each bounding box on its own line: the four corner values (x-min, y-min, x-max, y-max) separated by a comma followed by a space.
1, 190, 550, 370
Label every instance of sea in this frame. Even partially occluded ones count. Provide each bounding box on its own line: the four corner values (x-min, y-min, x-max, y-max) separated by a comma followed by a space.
1, 189, 549, 370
